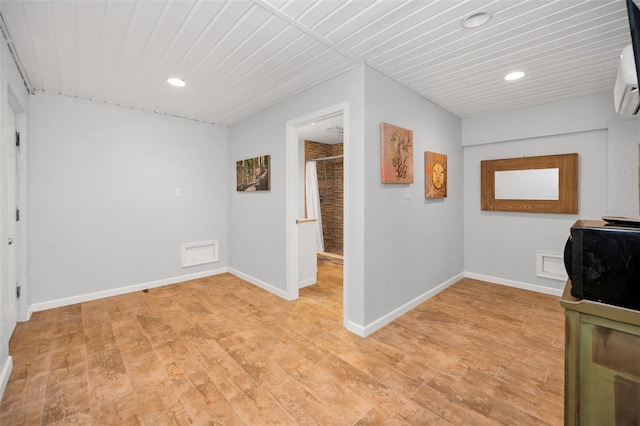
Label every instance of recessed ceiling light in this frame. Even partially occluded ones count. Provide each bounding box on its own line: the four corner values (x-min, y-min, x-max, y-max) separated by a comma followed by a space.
167, 78, 186, 87
504, 71, 525, 81
461, 11, 492, 29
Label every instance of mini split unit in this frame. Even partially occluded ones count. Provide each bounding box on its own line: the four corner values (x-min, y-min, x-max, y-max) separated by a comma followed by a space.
614, 44, 640, 116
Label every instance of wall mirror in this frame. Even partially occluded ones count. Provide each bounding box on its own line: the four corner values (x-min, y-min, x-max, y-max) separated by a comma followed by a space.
481, 153, 578, 213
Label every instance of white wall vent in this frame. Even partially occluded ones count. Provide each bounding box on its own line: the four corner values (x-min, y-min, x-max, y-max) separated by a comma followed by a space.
182, 240, 219, 267
536, 250, 568, 281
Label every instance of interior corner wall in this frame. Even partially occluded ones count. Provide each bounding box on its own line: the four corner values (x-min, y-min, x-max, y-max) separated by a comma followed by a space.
462, 94, 616, 293
228, 67, 366, 325
363, 67, 463, 325
0, 40, 30, 397
28, 92, 228, 305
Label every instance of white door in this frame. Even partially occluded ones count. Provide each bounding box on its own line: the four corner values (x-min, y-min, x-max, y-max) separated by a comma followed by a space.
6, 105, 19, 336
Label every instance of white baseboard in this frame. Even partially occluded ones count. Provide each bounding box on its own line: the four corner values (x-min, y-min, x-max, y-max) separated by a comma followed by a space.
299, 277, 316, 288
228, 268, 291, 300
30, 267, 229, 312
464, 272, 563, 296
0, 355, 12, 401
345, 320, 366, 337
352, 272, 465, 338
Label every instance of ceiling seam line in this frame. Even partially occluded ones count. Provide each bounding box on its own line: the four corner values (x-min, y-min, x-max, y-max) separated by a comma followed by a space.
0, 10, 34, 94
250, 0, 364, 66
34, 88, 222, 126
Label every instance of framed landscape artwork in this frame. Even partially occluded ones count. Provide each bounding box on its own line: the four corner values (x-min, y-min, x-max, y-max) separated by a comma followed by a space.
380, 122, 413, 184
425, 151, 447, 198
236, 155, 271, 191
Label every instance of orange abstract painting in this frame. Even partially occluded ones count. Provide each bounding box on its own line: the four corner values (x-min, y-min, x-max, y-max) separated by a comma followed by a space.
380, 123, 413, 184
425, 151, 447, 198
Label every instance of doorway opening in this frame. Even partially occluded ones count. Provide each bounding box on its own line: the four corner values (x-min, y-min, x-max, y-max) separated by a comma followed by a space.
285, 103, 349, 327
299, 114, 344, 265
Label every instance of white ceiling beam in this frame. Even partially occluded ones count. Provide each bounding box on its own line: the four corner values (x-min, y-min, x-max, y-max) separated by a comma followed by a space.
251, 0, 364, 66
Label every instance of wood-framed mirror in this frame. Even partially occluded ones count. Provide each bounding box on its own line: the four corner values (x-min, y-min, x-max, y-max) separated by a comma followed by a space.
481, 153, 578, 214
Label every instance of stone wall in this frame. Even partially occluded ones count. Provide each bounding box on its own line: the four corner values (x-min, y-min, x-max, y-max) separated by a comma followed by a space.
304, 141, 344, 255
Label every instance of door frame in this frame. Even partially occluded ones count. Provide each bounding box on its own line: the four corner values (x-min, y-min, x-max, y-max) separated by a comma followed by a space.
285, 102, 349, 326
7, 85, 28, 322
5, 101, 18, 333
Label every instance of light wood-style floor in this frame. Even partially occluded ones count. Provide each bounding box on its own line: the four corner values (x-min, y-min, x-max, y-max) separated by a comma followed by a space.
1, 262, 564, 425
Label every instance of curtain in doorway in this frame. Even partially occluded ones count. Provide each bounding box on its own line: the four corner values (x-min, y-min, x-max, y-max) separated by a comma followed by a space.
305, 161, 325, 252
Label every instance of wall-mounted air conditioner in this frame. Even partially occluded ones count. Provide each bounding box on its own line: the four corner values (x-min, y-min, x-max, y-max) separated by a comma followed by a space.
614, 44, 640, 116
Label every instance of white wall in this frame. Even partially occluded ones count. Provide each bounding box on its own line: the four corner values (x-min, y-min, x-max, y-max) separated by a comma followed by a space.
0, 41, 30, 400
228, 67, 366, 325
29, 93, 228, 306
363, 67, 463, 326
463, 94, 614, 293
462, 92, 618, 146
228, 66, 463, 334
608, 117, 640, 217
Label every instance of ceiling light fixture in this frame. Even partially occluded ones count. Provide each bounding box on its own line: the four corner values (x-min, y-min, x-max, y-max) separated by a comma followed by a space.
167, 78, 186, 87
461, 11, 492, 29
504, 71, 525, 81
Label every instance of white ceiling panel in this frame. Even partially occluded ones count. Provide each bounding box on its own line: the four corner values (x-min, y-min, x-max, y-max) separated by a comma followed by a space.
378, 2, 569, 76
19, 1, 60, 90
446, 73, 616, 117
417, 37, 627, 100
293, 0, 346, 28
1, 1, 41, 88
74, 1, 108, 98
344, 1, 481, 58
218, 60, 358, 124
321, 1, 406, 44
167, 17, 298, 117
178, 27, 310, 119
49, 0, 77, 96
0, 0, 634, 123
273, 0, 315, 20
404, 22, 626, 88
113, 1, 197, 107
169, 8, 282, 104
162, 5, 290, 118
208, 47, 358, 124
125, 1, 224, 109
309, 1, 376, 37
89, 1, 138, 101
167, 2, 255, 83
100, 1, 169, 106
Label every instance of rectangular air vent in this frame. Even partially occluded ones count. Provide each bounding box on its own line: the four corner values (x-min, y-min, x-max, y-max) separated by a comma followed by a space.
536, 250, 567, 281
182, 240, 219, 267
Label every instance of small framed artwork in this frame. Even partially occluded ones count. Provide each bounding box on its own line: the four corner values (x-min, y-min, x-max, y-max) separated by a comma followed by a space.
425, 151, 447, 198
380, 122, 413, 184
236, 155, 271, 191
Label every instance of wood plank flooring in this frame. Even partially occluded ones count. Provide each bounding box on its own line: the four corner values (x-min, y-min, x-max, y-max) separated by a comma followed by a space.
1, 262, 564, 425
